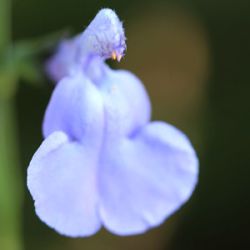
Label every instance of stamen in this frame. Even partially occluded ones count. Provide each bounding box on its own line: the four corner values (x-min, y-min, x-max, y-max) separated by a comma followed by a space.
111, 51, 117, 60
117, 54, 122, 62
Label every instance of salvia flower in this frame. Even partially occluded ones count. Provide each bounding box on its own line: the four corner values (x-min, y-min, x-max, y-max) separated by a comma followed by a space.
27, 8, 199, 237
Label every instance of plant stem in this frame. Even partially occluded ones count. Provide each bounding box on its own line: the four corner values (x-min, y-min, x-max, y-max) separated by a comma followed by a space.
0, 0, 23, 249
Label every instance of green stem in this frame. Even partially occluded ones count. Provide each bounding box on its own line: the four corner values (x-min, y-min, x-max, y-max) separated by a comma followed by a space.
0, 100, 23, 250
0, 0, 10, 50
0, 0, 23, 249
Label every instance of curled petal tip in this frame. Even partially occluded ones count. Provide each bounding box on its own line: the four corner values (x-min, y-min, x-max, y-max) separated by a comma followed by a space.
80, 8, 126, 60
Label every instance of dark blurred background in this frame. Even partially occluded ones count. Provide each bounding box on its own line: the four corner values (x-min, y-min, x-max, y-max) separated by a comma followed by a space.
1, 0, 249, 249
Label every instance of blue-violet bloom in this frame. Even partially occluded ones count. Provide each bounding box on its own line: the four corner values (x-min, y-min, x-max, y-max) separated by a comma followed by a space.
27, 8, 199, 237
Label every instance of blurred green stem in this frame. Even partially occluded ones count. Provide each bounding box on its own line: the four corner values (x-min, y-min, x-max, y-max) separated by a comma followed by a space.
0, 101, 23, 250
0, 0, 23, 250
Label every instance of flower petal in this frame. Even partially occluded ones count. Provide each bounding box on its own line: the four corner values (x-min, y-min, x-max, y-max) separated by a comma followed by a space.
27, 131, 101, 237
78, 8, 126, 60
99, 121, 198, 235
43, 72, 104, 144
97, 67, 151, 137
46, 39, 80, 82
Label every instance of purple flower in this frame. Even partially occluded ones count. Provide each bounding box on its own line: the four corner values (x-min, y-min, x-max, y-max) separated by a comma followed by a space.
46, 8, 126, 82
27, 8, 198, 237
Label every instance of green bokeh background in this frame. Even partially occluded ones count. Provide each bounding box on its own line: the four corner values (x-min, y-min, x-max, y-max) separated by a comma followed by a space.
0, 0, 249, 249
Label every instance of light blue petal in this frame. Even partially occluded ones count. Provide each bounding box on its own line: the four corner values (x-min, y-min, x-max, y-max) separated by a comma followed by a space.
99, 121, 198, 235
78, 8, 126, 59
97, 67, 151, 138
43, 72, 104, 145
27, 131, 101, 237
46, 39, 81, 82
